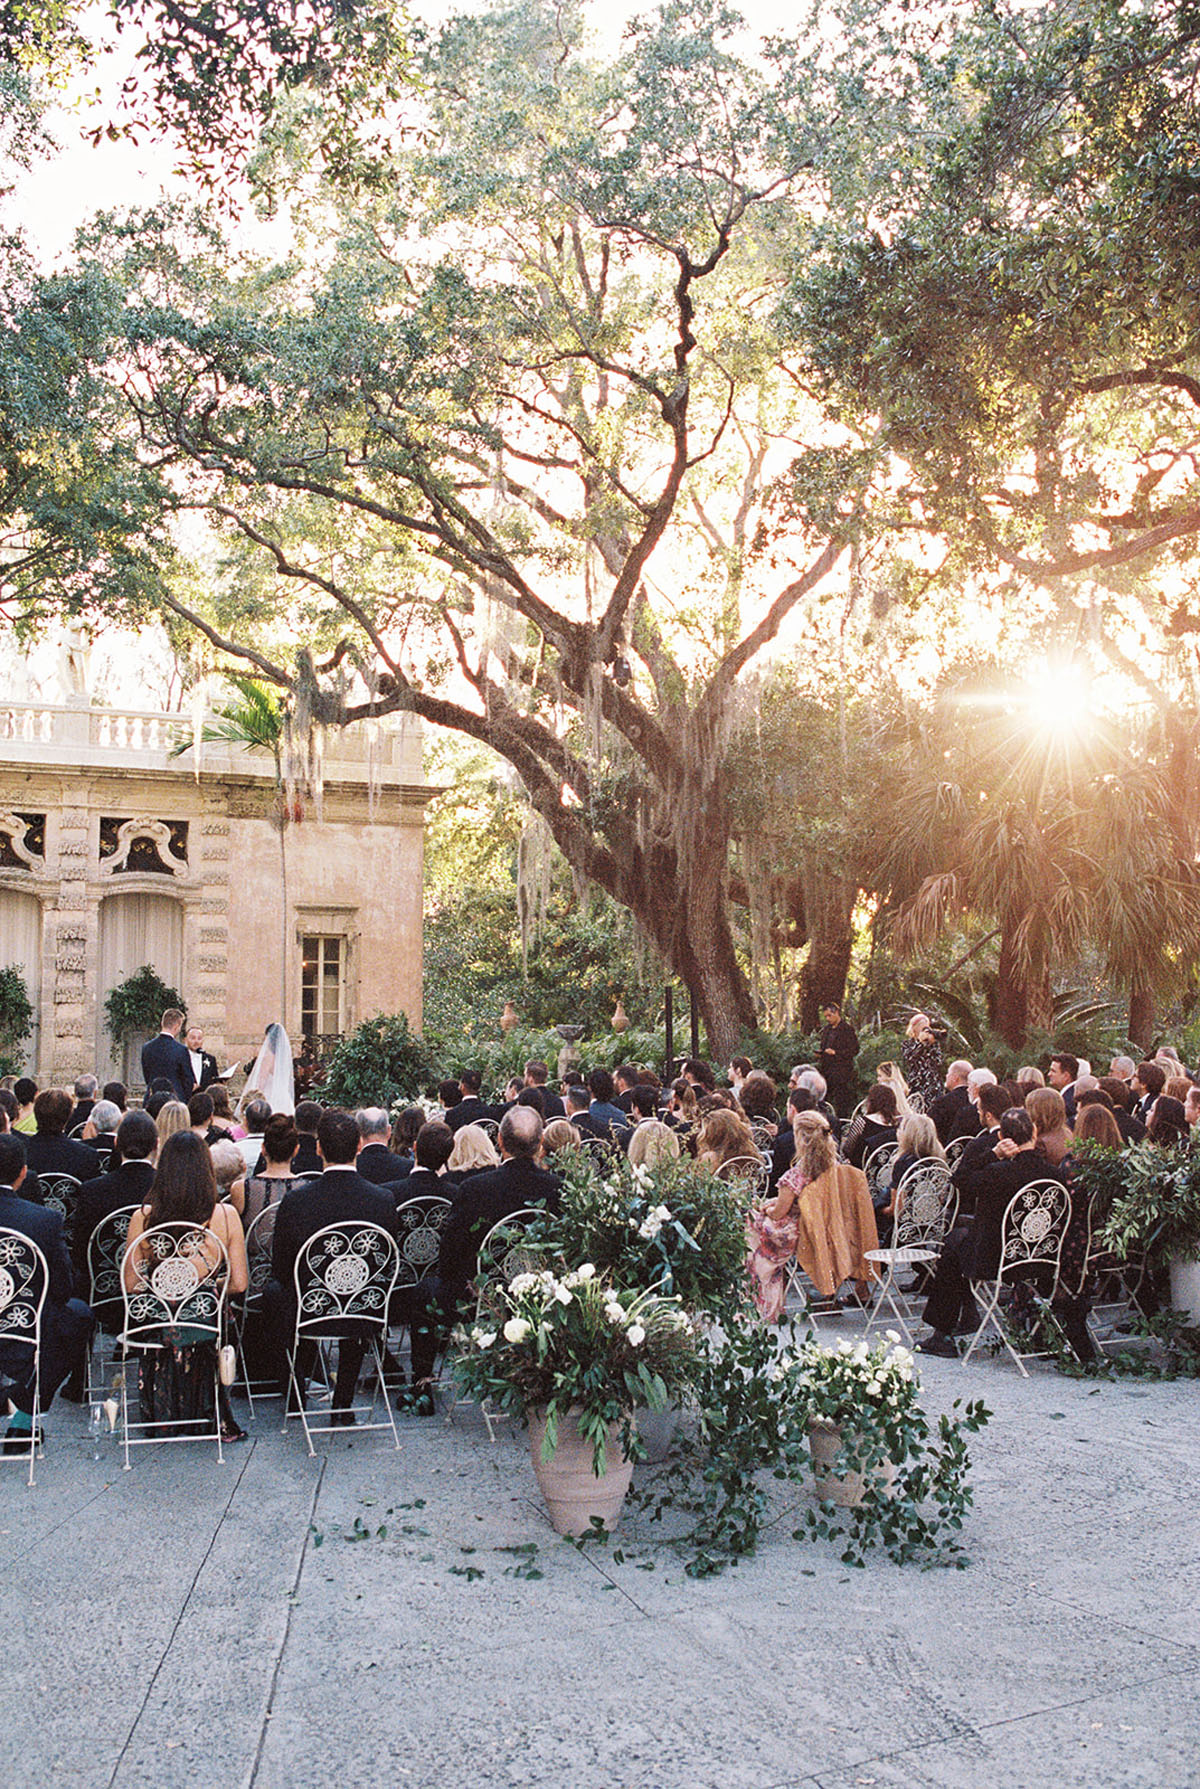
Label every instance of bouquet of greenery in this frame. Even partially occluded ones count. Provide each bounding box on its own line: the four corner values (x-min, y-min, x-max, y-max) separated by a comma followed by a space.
530, 1150, 748, 1318
795, 1332, 919, 1441
453, 1264, 698, 1471
1098, 1142, 1200, 1269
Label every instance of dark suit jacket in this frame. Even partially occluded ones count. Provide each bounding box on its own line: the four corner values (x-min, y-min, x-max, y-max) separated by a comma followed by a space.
929, 1083, 972, 1144
356, 1143, 413, 1188
954, 1148, 1068, 1279
437, 1158, 561, 1298
141, 1032, 196, 1100
818, 1020, 859, 1086
71, 1159, 155, 1287
0, 1184, 75, 1308
271, 1169, 400, 1299
24, 1134, 102, 1185
446, 1096, 491, 1135
291, 1136, 322, 1177
951, 1126, 1002, 1215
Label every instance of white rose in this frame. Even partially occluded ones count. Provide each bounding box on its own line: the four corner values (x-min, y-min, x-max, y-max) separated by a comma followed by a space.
508, 1273, 538, 1296
852, 1342, 869, 1363
502, 1317, 532, 1344
576, 1263, 596, 1280
553, 1284, 573, 1306
626, 1324, 646, 1347
604, 1303, 625, 1325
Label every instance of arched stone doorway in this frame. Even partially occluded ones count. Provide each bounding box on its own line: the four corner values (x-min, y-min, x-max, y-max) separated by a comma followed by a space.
0, 888, 43, 1074
97, 892, 184, 1085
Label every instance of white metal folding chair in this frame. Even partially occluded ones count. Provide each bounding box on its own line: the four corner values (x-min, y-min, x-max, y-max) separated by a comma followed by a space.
391, 1194, 451, 1375
748, 1119, 777, 1157
38, 1174, 81, 1247
0, 1229, 48, 1486
84, 1204, 138, 1401
864, 1160, 957, 1344
283, 1221, 401, 1455
715, 1155, 771, 1200
943, 1134, 972, 1170
447, 1208, 546, 1438
1083, 1191, 1148, 1353
119, 1222, 229, 1467
961, 1179, 1071, 1376
476, 1119, 500, 1144
862, 1143, 898, 1206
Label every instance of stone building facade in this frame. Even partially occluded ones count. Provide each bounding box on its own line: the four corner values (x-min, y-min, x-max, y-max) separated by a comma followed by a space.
0, 700, 432, 1088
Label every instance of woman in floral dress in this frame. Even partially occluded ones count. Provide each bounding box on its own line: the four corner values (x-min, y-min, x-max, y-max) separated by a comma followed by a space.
745, 1112, 835, 1322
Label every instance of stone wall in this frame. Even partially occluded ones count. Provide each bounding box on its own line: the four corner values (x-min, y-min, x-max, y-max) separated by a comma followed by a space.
0, 702, 433, 1087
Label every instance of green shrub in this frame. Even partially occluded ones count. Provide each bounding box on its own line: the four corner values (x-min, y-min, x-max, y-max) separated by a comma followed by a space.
321, 1013, 433, 1108
103, 965, 185, 1046
0, 965, 33, 1077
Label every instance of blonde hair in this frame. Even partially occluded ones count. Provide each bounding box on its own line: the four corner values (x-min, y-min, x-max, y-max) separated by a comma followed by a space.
156, 1101, 189, 1145
875, 1060, 912, 1113
628, 1119, 680, 1169
696, 1106, 757, 1168
896, 1112, 943, 1160
446, 1123, 500, 1174
209, 1138, 245, 1190
540, 1119, 580, 1157
906, 1013, 930, 1040
792, 1109, 836, 1182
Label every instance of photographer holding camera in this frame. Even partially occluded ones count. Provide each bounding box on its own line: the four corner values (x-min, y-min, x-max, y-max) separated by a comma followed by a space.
902, 1012, 946, 1108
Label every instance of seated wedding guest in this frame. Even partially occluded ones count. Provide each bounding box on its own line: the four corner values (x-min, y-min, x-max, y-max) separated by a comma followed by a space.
840, 1084, 899, 1171
663, 1077, 699, 1137
242, 1113, 304, 1229
746, 1108, 827, 1322
1164, 1075, 1192, 1106
24, 1089, 101, 1184
917, 1107, 1067, 1358
951, 1083, 1011, 1211
207, 1083, 242, 1140
0, 1090, 16, 1129
264, 1109, 398, 1422
102, 1082, 127, 1113
565, 1082, 605, 1140
292, 1101, 323, 1176
1186, 1085, 1200, 1131
887, 1112, 947, 1203
1099, 1076, 1145, 1144
587, 1068, 629, 1138
768, 1087, 818, 1189
210, 1139, 247, 1216
614, 1064, 640, 1114
1147, 1096, 1189, 1148
946, 1067, 994, 1143
0, 1133, 93, 1450
156, 1100, 190, 1149
188, 1090, 217, 1141
524, 1059, 565, 1119
748, 1111, 878, 1318
235, 1099, 271, 1174
68, 1074, 99, 1134
356, 1108, 413, 1187
695, 1106, 758, 1174
683, 1058, 717, 1093
627, 1119, 680, 1170
446, 1069, 493, 1134
1131, 1059, 1166, 1123
123, 1130, 248, 1443
404, 1121, 456, 1196
873, 1060, 913, 1117
540, 1117, 581, 1159
143, 1080, 175, 1120
12, 1078, 37, 1135
446, 1123, 501, 1178
1015, 1065, 1045, 1095
929, 1060, 973, 1143
82, 1099, 122, 1159
1025, 1086, 1073, 1168
401, 1106, 562, 1415
738, 1071, 780, 1139
389, 1106, 425, 1169
72, 1110, 158, 1290
617, 1083, 661, 1151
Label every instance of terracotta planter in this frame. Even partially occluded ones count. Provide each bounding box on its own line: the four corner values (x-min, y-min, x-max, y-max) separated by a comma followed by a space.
500, 1000, 518, 1033
1169, 1256, 1200, 1326
808, 1418, 897, 1509
611, 999, 630, 1033
527, 1407, 634, 1536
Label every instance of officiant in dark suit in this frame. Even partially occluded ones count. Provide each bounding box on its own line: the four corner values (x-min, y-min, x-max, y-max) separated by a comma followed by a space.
140, 1009, 195, 1101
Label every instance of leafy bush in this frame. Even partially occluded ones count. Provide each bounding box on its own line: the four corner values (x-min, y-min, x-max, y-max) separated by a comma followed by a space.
1099, 1143, 1200, 1267
321, 1013, 433, 1108
103, 965, 185, 1046
0, 965, 33, 1076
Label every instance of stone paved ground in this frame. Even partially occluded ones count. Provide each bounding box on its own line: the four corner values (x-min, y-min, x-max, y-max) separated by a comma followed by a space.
3, 1333, 1198, 1789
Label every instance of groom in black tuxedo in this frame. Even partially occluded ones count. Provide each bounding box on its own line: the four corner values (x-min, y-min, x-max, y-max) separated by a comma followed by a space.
140, 1009, 195, 1101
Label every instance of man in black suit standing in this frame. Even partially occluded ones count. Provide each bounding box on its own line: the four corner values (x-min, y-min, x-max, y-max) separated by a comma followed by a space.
266, 1109, 399, 1420
403, 1106, 562, 1413
817, 1002, 859, 1120
140, 1008, 195, 1102
184, 1025, 220, 1093
355, 1108, 412, 1191
0, 1134, 93, 1449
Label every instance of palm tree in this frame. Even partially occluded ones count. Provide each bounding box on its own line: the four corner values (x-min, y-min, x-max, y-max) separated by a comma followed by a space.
174, 676, 294, 1024
881, 673, 1200, 1048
